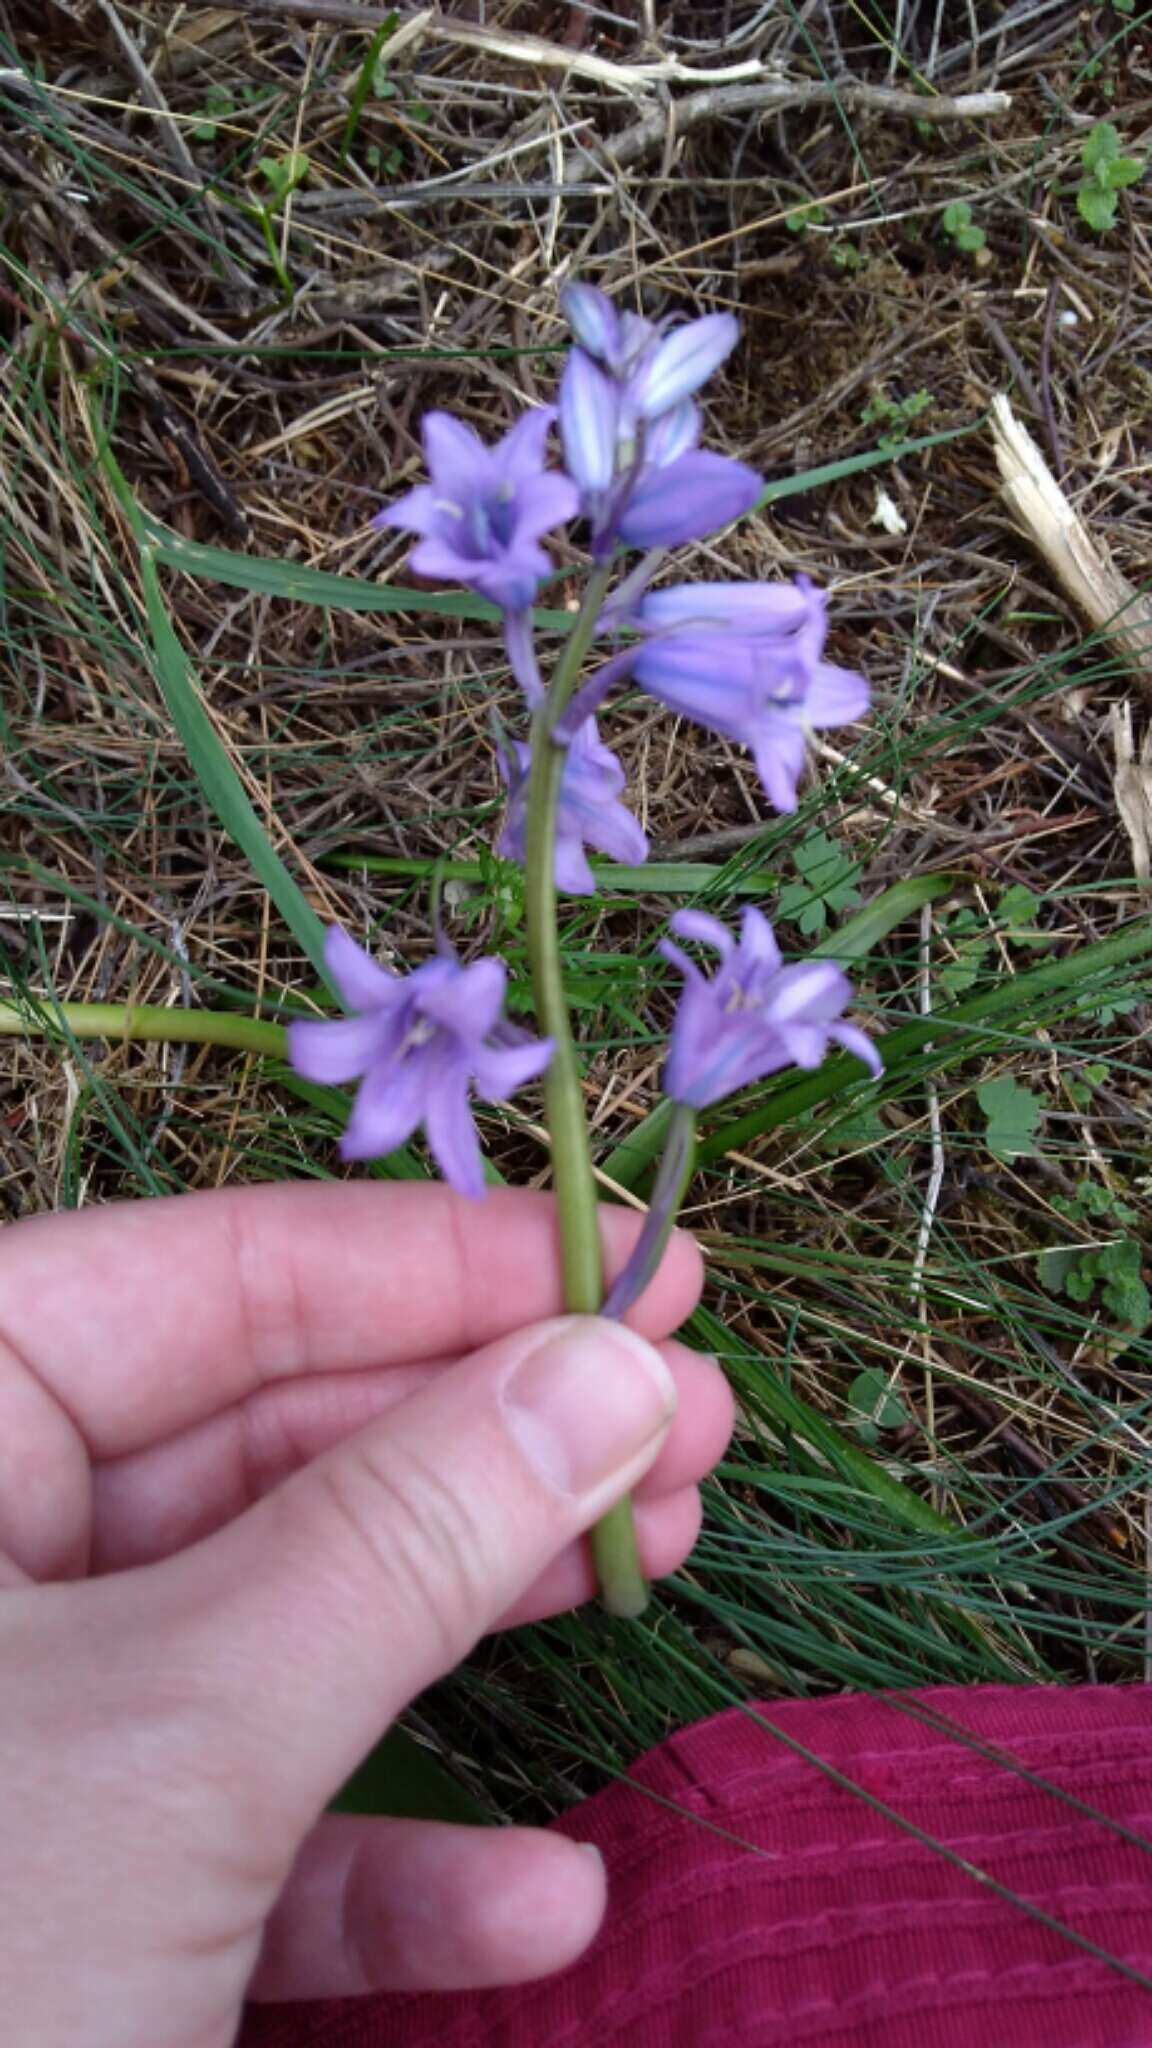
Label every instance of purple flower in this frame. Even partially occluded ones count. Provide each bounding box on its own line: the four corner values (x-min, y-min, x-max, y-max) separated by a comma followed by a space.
373, 409, 578, 612
288, 926, 553, 1198
660, 908, 881, 1109
632, 577, 869, 811
559, 285, 739, 419
559, 350, 761, 555
498, 718, 648, 895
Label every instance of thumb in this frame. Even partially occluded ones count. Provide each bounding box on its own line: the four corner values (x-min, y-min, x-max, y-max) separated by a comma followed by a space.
147, 1314, 676, 1827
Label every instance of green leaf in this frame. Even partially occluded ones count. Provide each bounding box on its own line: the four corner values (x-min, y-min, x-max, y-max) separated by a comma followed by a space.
941, 201, 972, 234
977, 1075, 1043, 1161
956, 225, 986, 252
1077, 183, 1118, 232
1082, 121, 1121, 174
258, 151, 310, 202
1038, 1246, 1076, 1294
847, 1368, 907, 1441
1108, 157, 1145, 189
141, 517, 578, 629
139, 550, 332, 990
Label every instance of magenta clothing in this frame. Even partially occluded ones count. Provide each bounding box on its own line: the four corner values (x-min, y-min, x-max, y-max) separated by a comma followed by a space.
243, 1685, 1152, 2045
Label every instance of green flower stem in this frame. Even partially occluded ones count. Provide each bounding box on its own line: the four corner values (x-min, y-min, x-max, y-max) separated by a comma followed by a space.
0, 1000, 286, 1056
523, 563, 649, 1620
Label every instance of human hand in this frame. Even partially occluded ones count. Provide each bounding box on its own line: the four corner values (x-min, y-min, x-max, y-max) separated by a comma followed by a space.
0, 1182, 730, 2047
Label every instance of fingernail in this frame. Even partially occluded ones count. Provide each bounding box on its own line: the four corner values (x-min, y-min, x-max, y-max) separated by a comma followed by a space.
501, 1316, 677, 1500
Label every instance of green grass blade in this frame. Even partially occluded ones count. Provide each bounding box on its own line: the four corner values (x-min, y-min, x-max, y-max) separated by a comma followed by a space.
139, 547, 332, 987
142, 517, 576, 628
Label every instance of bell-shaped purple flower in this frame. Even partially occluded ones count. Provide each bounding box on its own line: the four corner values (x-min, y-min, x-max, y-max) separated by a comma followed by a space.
498, 718, 648, 895
373, 409, 578, 612
632, 577, 869, 812
289, 926, 553, 1198
660, 907, 881, 1109
559, 285, 739, 421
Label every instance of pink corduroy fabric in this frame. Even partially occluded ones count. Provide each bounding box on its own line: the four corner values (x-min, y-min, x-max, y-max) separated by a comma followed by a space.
241, 1685, 1152, 2046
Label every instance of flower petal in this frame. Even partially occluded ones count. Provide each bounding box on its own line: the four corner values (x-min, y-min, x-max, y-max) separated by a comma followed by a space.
418, 956, 507, 1040
670, 909, 735, 955
584, 800, 648, 868
751, 717, 808, 813
324, 925, 402, 1011
645, 400, 700, 468
511, 469, 581, 543
634, 313, 739, 418
638, 579, 812, 634
616, 451, 761, 547
766, 960, 852, 1024
423, 1068, 487, 1199
560, 283, 622, 365
340, 1053, 426, 1162
497, 406, 556, 480
559, 350, 619, 494
472, 1036, 554, 1101
831, 1021, 883, 1077
287, 1014, 388, 1086
421, 412, 492, 499
737, 906, 782, 976
372, 484, 438, 536
805, 661, 871, 728
554, 831, 598, 894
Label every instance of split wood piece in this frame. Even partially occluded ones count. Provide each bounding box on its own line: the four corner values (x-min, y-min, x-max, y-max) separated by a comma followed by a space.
990, 394, 1152, 685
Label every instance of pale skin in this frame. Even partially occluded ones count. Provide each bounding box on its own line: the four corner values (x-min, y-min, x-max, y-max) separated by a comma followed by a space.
0, 1182, 732, 2048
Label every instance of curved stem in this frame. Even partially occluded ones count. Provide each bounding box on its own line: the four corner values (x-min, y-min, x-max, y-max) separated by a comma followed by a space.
602, 1105, 696, 1323
523, 563, 649, 1618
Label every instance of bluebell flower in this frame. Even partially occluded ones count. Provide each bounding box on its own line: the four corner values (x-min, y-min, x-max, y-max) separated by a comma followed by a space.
288, 927, 553, 1198
373, 409, 578, 611
559, 284, 739, 419
660, 907, 881, 1109
632, 577, 869, 811
498, 719, 648, 894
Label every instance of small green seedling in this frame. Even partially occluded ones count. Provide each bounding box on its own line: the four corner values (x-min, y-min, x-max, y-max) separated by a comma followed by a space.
1039, 1181, 1149, 1332
1076, 122, 1144, 234
941, 200, 986, 255
191, 83, 235, 142
785, 200, 828, 235
860, 387, 933, 453
257, 152, 310, 206
777, 831, 862, 937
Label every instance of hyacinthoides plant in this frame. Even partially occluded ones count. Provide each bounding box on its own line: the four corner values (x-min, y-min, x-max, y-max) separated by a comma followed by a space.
288, 288, 881, 1618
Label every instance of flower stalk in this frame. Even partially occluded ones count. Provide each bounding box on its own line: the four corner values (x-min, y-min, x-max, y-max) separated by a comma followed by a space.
522, 563, 650, 1618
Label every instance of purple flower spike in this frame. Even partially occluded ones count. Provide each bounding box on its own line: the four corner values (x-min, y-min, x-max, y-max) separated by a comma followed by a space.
498, 719, 648, 895
660, 907, 881, 1110
373, 408, 578, 612
633, 312, 739, 420
632, 577, 869, 811
615, 450, 762, 549
289, 926, 553, 1198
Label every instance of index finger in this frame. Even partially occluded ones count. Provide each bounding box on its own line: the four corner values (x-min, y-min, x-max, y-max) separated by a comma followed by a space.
0, 1183, 703, 1457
